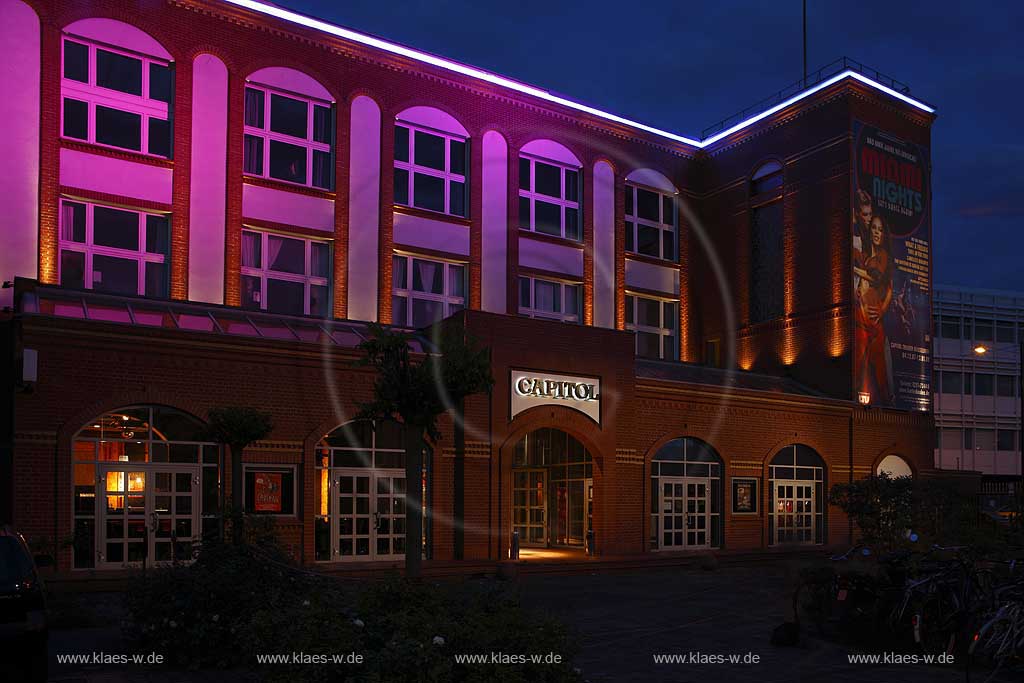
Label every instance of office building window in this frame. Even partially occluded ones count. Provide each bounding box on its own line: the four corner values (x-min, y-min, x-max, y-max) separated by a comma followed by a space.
240, 230, 331, 317
391, 255, 465, 328
625, 184, 677, 260
518, 155, 580, 241
61, 36, 173, 157
997, 375, 1017, 397
243, 84, 334, 189
996, 320, 1017, 343
626, 294, 678, 360
997, 430, 1016, 452
938, 316, 961, 339
941, 371, 963, 395
975, 373, 994, 396
59, 199, 169, 297
973, 319, 994, 342
518, 276, 581, 323
749, 162, 784, 324
394, 123, 468, 217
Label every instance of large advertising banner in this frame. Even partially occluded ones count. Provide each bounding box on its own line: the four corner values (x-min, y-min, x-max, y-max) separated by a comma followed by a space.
852, 122, 931, 410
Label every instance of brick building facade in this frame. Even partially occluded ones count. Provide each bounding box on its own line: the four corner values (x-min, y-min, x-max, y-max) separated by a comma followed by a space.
1, 0, 937, 575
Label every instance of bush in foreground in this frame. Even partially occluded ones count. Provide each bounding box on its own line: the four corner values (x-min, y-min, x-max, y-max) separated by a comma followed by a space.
124, 539, 580, 682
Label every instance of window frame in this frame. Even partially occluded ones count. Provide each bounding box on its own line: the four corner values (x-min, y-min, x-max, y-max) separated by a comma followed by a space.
61, 35, 172, 158
391, 253, 466, 328
393, 121, 468, 218
243, 82, 334, 190
240, 228, 332, 317
58, 198, 170, 297
626, 293, 679, 360
518, 154, 581, 241
624, 183, 678, 261
518, 275, 582, 323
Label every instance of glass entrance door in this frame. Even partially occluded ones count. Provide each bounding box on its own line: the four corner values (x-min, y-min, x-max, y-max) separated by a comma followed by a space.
332, 468, 406, 561
774, 480, 814, 544
97, 464, 199, 568
513, 469, 546, 547
657, 477, 710, 550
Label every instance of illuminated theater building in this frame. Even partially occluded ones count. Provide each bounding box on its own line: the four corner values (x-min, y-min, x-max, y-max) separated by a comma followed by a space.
1, 0, 940, 574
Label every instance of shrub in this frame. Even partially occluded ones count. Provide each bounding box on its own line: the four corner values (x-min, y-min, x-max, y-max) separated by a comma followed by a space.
124, 537, 580, 682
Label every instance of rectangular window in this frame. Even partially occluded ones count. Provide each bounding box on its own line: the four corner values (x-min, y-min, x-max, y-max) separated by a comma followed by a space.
60, 37, 172, 158
391, 254, 465, 327
626, 294, 678, 360
996, 320, 1016, 343
393, 123, 468, 218
58, 199, 169, 297
625, 185, 677, 261
518, 276, 581, 323
974, 373, 994, 396
243, 466, 296, 515
750, 200, 784, 323
997, 430, 1016, 452
997, 375, 1016, 397
240, 229, 331, 316
519, 155, 581, 241
939, 316, 961, 339
244, 84, 333, 190
941, 371, 963, 395
973, 319, 994, 342
975, 429, 996, 451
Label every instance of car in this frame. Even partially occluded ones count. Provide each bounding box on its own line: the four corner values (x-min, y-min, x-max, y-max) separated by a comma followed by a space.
0, 526, 49, 681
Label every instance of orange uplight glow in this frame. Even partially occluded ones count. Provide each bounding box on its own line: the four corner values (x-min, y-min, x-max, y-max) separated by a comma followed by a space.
319, 469, 328, 516
974, 345, 988, 355
858, 392, 871, 405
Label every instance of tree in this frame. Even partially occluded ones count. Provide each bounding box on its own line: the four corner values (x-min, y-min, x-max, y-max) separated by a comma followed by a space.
355, 319, 493, 577
205, 407, 274, 545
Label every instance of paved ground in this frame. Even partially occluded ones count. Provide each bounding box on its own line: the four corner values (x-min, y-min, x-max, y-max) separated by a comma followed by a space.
520, 564, 1019, 683
34, 564, 1023, 682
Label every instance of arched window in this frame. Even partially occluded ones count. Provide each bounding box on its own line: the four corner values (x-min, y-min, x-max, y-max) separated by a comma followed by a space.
749, 160, 784, 323
61, 20, 174, 158
518, 140, 582, 242
650, 438, 722, 550
393, 107, 469, 218
315, 420, 429, 562
512, 428, 593, 548
243, 68, 335, 189
72, 406, 219, 569
876, 454, 913, 478
769, 444, 825, 545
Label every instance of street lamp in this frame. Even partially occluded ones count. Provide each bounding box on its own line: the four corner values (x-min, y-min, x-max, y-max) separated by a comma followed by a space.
974, 342, 1024, 482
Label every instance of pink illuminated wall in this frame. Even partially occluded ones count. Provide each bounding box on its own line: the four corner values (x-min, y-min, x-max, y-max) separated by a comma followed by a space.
481, 130, 508, 314
347, 96, 381, 322
0, 0, 40, 307
188, 54, 229, 304
593, 161, 615, 328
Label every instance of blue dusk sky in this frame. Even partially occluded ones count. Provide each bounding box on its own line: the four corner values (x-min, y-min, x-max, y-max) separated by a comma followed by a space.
282, 0, 1023, 292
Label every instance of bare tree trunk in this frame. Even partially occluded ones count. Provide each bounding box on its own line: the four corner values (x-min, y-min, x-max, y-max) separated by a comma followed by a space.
454, 398, 465, 560
231, 443, 244, 545
404, 423, 423, 578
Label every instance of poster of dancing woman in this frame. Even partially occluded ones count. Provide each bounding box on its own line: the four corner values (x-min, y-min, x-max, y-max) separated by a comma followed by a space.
852, 122, 931, 410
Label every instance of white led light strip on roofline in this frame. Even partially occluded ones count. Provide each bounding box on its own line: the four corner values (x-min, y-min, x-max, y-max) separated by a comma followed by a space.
221, 0, 935, 149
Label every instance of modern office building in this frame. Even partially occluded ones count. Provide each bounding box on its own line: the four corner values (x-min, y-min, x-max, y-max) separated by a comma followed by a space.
1, 0, 939, 575
933, 285, 1023, 476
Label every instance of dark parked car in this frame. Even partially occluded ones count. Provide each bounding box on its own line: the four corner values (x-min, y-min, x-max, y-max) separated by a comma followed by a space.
0, 526, 49, 681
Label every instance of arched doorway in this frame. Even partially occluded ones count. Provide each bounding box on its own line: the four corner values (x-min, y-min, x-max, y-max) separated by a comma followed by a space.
511, 428, 593, 548
315, 420, 430, 562
876, 454, 913, 478
769, 444, 826, 545
72, 406, 219, 570
650, 438, 723, 550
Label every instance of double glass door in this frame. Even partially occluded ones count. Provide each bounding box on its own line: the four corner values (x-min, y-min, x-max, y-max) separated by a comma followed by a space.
512, 469, 592, 548
329, 468, 407, 561
658, 477, 710, 549
773, 480, 814, 544
97, 464, 199, 568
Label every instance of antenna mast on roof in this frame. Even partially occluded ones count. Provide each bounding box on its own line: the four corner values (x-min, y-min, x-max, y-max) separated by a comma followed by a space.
802, 0, 808, 86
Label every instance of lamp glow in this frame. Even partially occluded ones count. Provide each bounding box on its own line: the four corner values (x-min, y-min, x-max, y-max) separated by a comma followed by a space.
974, 345, 988, 355
858, 392, 871, 405
220, 0, 935, 149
